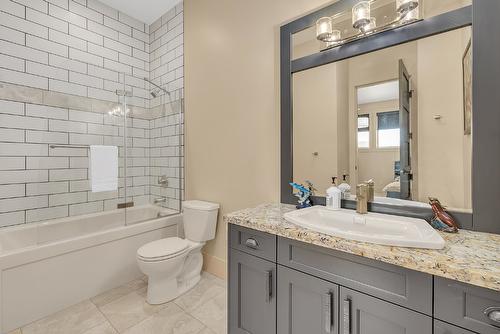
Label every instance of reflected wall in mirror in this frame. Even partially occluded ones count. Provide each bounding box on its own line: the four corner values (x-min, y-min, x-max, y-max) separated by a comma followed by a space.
293, 26, 472, 210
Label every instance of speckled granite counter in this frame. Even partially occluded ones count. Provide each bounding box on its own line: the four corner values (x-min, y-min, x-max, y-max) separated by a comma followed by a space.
224, 203, 500, 292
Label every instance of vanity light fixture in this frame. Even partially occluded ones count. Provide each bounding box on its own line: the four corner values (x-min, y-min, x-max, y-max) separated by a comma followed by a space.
316, 0, 420, 49
352, 1, 371, 30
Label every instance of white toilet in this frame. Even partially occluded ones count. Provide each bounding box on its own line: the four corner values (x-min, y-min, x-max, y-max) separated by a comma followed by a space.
137, 200, 219, 305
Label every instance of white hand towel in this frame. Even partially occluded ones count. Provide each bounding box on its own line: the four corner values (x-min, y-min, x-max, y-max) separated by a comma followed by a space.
90, 145, 118, 192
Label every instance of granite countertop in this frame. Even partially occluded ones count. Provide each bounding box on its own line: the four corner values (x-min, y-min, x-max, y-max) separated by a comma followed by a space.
224, 203, 500, 292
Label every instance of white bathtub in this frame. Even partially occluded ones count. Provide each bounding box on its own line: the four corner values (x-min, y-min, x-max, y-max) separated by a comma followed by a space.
0, 205, 181, 333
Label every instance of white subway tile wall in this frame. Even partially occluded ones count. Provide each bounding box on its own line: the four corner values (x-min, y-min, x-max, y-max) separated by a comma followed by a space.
0, 1, 183, 227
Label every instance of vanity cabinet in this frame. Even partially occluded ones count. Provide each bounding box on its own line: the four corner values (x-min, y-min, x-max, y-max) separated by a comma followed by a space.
277, 265, 339, 334
339, 287, 432, 334
228, 224, 500, 334
228, 249, 276, 334
434, 320, 476, 334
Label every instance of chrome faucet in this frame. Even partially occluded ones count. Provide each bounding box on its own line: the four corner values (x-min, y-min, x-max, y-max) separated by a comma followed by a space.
154, 197, 167, 205
356, 183, 369, 214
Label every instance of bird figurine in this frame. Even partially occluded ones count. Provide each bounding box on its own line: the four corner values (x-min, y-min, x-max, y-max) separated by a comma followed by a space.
428, 197, 459, 233
289, 182, 312, 209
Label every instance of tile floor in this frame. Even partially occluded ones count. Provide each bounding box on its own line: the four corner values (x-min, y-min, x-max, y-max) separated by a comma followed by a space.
9, 272, 227, 334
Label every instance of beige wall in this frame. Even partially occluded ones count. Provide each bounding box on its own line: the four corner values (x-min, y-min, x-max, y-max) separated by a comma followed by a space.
416, 28, 472, 209
184, 0, 333, 278
293, 61, 349, 195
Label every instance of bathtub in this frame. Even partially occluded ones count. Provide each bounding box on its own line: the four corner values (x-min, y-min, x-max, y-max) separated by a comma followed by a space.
0, 205, 181, 333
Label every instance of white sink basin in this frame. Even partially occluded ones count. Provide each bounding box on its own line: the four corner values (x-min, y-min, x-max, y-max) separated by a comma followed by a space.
283, 206, 445, 249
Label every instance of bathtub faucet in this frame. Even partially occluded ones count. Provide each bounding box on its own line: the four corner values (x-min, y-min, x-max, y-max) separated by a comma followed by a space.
154, 197, 167, 205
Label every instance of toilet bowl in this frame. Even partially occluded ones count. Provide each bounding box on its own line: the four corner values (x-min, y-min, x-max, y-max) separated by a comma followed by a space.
137, 200, 219, 304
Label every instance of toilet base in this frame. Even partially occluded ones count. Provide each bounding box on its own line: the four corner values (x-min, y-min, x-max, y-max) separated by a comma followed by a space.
144, 245, 204, 305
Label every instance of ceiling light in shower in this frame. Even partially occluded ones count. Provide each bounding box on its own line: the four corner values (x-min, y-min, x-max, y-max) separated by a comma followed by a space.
352, 1, 371, 30
108, 106, 130, 117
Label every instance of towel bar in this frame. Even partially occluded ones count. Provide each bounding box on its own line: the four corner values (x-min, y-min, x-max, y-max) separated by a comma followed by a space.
49, 144, 90, 149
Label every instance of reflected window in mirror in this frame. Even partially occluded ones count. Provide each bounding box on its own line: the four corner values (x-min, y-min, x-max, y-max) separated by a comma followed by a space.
357, 114, 370, 149
377, 111, 400, 148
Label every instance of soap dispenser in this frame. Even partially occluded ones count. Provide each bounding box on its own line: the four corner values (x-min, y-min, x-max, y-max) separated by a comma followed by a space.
326, 177, 342, 210
338, 174, 351, 199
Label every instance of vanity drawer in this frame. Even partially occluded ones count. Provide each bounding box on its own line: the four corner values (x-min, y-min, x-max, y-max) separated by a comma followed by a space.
434, 320, 476, 334
230, 224, 276, 262
434, 277, 500, 334
278, 237, 432, 315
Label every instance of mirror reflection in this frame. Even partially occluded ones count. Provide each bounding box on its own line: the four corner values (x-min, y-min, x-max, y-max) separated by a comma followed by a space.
293, 26, 472, 210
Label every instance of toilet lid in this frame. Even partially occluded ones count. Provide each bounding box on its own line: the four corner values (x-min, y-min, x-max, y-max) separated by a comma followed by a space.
137, 237, 189, 260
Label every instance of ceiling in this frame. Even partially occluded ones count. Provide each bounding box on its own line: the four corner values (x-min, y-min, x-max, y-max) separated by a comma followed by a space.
357, 80, 399, 105
99, 0, 181, 25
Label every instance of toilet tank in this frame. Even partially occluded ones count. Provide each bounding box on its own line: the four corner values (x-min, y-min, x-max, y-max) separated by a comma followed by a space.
182, 200, 220, 242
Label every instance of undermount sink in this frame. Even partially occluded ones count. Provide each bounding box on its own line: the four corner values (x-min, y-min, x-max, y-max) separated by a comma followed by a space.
283, 206, 445, 249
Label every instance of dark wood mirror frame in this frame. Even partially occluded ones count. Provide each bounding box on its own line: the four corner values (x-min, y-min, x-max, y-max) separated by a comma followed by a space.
280, 1, 500, 234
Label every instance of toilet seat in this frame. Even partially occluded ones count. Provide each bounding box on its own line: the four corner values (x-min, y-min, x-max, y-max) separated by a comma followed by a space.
137, 237, 189, 262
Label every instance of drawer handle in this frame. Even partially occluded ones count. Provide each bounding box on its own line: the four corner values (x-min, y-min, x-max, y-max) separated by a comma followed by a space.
245, 237, 259, 250
323, 292, 334, 333
265, 270, 272, 303
484, 307, 500, 323
343, 299, 351, 334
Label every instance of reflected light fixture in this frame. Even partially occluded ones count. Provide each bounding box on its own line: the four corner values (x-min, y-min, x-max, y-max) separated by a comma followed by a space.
396, 0, 419, 16
316, 0, 420, 49
352, 1, 371, 30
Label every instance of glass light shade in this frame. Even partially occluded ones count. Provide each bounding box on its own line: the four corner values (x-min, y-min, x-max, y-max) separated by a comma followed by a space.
330, 29, 341, 42
352, 1, 371, 30
364, 17, 377, 31
316, 17, 333, 41
401, 7, 419, 22
396, 0, 419, 16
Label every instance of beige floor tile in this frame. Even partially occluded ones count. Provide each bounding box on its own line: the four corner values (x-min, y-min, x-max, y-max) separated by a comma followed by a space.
99, 289, 168, 333
91, 279, 147, 307
190, 292, 227, 334
22, 300, 107, 334
123, 303, 204, 334
174, 276, 225, 313
81, 321, 118, 334
201, 272, 226, 288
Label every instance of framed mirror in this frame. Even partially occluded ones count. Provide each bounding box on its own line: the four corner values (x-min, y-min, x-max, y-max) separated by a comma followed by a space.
292, 27, 472, 212
281, 1, 500, 233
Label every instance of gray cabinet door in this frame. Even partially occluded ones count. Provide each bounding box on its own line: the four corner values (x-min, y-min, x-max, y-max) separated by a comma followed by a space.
434, 277, 500, 334
434, 320, 476, 334
229, 249, 276, 334
339, 287, 432, 334
277, 265, 339, 334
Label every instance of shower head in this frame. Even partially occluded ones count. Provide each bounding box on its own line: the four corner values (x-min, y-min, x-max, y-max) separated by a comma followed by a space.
144, 77, 171, 98
150, 89, 160, 98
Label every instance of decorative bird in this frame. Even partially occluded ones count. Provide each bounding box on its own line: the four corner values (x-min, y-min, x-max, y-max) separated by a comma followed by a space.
428, 197, 459, 233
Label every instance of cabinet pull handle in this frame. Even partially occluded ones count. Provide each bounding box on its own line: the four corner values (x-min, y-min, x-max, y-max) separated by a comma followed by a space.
343, 299, 351, 334
484, 307, 500, 323
323, 292, 334, 333
265, 270, 272, 303
245, 238, 259, 249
